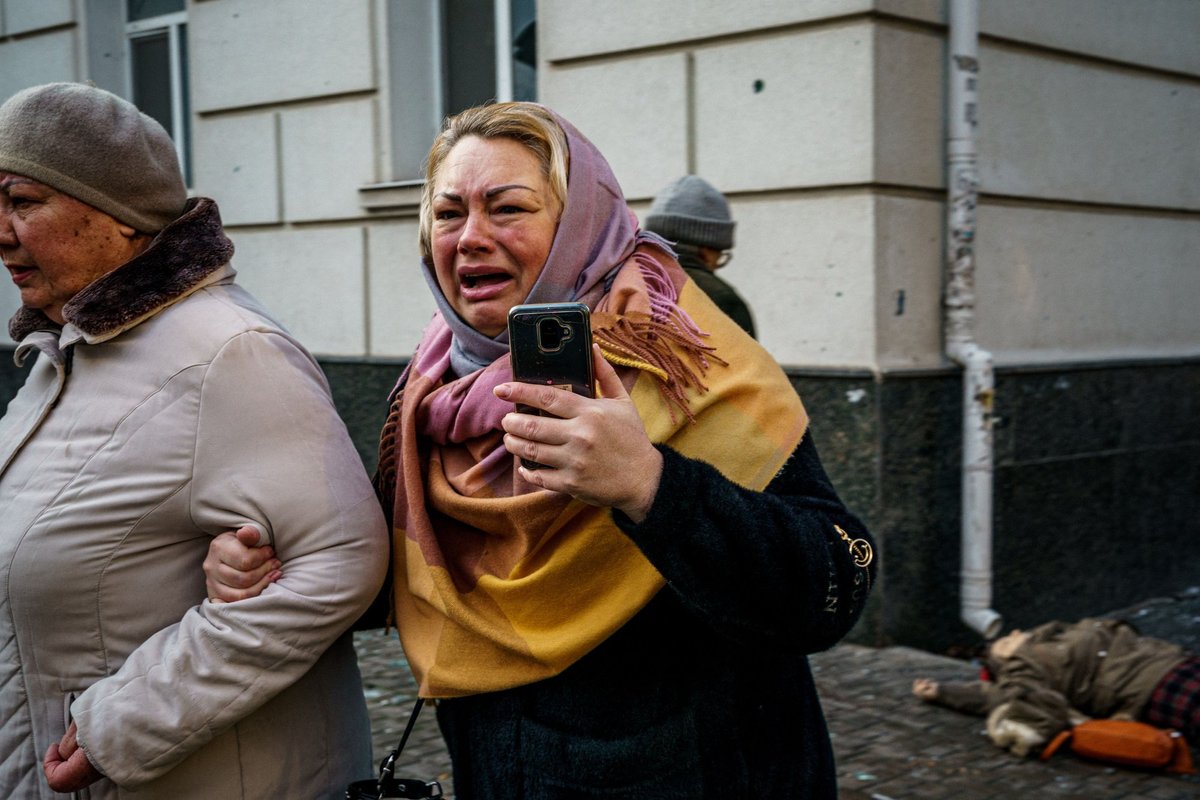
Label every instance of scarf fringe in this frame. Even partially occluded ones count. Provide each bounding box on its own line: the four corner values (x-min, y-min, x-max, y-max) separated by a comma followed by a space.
593, 246, 725, 423
376, 392, 405, 512
597, 347, 669, 382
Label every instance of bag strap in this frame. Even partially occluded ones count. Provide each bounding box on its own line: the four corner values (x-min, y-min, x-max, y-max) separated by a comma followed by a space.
1039, 728, 1073, 761
377, 698, 427, 793
1167, 731, 1196, 775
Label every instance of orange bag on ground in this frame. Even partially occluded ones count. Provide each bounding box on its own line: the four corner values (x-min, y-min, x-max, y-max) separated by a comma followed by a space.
1040, 719, 1195, 773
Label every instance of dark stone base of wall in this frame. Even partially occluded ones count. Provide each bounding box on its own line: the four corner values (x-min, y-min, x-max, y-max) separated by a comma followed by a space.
4, 349, 1196, 656
318, 357, 409, 473
0, 352, 31, 414
792, 358, 1200, 653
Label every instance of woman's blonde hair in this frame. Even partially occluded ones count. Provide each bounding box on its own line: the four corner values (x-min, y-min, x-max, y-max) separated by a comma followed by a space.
419, 102, 570, 263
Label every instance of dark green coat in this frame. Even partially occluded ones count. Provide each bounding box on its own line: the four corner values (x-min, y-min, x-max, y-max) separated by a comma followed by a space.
679, 256, 756, 339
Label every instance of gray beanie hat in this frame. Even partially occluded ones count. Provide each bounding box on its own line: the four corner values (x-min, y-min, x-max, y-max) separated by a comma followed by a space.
644, 175, 735, 251
0, 82, 187, 232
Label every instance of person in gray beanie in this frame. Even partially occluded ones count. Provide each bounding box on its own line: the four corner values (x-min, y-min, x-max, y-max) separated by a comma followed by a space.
0, 82, 387, 798
644, 175, 756, 338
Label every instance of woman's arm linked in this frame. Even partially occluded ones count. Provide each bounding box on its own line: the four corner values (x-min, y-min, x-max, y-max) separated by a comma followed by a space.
206, 343, 875, 653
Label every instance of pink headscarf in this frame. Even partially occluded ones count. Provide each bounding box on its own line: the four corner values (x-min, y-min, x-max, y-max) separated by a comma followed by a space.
416, 107, 676, 378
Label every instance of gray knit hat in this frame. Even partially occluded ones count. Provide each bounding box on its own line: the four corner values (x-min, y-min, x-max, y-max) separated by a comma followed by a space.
644, 175, 735, 251
0, 82, 187, 232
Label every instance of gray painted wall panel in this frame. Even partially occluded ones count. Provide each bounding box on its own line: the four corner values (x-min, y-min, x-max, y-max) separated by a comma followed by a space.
190, 0, 375, 112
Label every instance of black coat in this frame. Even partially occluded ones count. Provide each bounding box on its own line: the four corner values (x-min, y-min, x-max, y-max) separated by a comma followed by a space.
437, 434, 874, 799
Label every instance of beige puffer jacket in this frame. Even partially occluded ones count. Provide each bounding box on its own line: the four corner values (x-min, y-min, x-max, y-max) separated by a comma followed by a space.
0, 199, 388, 799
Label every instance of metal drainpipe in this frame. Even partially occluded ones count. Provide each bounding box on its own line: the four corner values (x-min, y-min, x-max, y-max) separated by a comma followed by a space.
946, 0, 1003, 639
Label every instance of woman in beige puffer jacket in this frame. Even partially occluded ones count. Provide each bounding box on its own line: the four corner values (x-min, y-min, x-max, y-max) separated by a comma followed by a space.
0, 82, 387, 799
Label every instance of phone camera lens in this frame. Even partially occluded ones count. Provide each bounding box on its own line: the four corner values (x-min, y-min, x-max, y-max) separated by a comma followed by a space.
537, 317, 572, 352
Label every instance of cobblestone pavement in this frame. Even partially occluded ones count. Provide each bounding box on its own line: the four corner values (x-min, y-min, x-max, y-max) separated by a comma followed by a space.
353, 587, 1200, 799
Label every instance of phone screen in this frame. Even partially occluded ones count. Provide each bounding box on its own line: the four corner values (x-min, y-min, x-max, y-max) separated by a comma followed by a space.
507, 302, 594, 467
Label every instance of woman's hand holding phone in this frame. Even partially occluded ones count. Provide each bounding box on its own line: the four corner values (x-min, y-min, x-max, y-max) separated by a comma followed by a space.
495, 344, 663, 523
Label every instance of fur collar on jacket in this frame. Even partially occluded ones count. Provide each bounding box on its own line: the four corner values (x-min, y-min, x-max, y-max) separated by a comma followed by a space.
8, 197, 234, 342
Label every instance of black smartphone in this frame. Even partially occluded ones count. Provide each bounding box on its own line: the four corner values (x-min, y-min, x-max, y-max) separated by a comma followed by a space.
507, 302, 595, 469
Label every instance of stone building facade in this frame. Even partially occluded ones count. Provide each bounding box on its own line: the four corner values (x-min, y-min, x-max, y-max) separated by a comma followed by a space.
2, 0, 1197, 650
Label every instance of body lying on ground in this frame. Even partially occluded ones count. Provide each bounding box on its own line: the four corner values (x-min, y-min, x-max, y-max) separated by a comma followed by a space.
912, 618, 1199, 757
